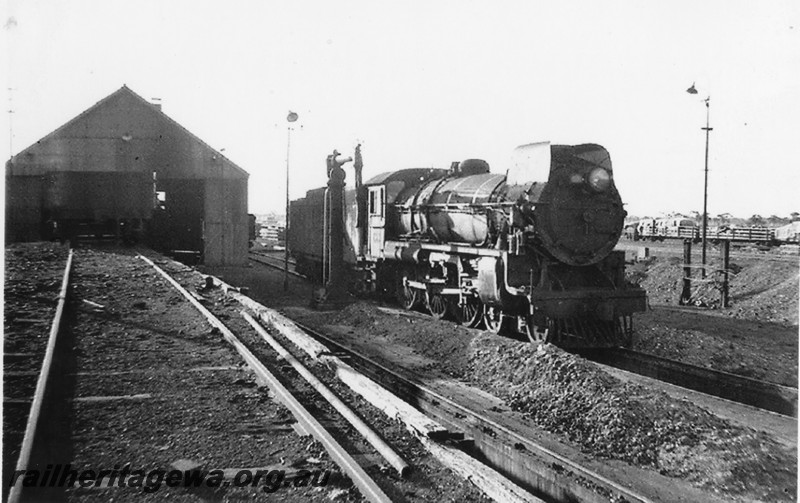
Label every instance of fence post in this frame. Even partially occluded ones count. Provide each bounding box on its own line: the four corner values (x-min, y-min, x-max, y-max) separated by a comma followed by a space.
679, 239, 692, 305
720, 240, 730, 308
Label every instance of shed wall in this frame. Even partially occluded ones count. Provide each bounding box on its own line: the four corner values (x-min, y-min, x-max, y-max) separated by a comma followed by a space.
6, 86, 249, 265
202, 178, 248, 265
5, 176, 43, 242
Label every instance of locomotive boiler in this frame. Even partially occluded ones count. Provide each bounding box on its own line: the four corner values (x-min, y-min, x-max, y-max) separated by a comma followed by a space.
289, 142, 647, 348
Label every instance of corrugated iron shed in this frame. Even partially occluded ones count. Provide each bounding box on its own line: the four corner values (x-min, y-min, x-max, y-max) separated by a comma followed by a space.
6, 85, 249, 265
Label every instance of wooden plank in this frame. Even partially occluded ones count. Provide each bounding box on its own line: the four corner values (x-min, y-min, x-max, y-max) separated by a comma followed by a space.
215, 275, 543, 503
334, 363, 448, 439
242, 311, 410, 478
421, 437, 545, 503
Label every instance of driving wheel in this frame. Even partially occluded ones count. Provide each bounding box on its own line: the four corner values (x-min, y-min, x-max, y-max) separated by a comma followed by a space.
426, 291, 448, 319
454, 296, 483, 328
396, 275, 418, 310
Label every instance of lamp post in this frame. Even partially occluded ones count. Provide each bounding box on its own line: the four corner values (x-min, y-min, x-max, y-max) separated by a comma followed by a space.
284, 111, 298, 291
686, 84, 712, 278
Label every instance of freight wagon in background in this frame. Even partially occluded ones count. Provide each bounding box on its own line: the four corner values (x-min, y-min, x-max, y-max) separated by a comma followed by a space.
634, 218, 698, 240
626, 217, 785, 246
774, 222, 800, 244
710, 225, 775, 244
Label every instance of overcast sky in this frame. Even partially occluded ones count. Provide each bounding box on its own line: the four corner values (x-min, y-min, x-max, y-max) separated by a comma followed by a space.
3, 0, 799, 218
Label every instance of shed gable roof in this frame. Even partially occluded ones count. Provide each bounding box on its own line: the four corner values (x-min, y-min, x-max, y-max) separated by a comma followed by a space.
8, 85, 248, 180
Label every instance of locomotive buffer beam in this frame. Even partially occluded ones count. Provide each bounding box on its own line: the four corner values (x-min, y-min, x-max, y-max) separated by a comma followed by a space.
528, 290, 646, 321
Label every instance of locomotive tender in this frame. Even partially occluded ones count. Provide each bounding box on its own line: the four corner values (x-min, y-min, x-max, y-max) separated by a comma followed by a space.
289, 142, 647, 348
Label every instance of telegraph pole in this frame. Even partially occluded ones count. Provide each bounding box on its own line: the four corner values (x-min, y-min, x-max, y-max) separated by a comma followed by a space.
687, 83, 712, 278
701, 97, 712, 278
284, 111, 298, 291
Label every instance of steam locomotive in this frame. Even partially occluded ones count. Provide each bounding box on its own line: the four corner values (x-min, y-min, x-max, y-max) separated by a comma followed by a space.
289, 142, 647, 348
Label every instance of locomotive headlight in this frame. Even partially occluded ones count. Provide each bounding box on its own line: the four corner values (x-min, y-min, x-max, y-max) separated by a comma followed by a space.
587, 168, 611, 192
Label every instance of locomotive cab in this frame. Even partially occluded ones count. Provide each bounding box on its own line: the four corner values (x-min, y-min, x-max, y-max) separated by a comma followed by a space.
366, 185, 386, 258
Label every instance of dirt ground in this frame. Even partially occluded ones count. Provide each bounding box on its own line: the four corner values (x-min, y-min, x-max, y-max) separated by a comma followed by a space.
625, 250, 798, 386
288, 302, 796, 502
6, 237, 796, 502
204, 250, 798, 502
3, 242, 70, 498
3, 244, 491, 502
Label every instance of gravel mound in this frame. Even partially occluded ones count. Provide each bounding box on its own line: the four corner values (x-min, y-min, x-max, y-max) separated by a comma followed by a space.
635, 256, 798, 326
249, 261, 797, 500
328, 303, 475, 376
726, 261, 799, 325
469, 338, 796, 501
330, 303, 382, 327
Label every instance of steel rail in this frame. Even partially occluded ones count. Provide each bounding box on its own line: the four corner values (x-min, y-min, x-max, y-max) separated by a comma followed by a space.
209, 272, 655, 502
249, 253, 304, 278
251, 250, 297, 265
220, 282, 560, 502
252, 247, 794, 417
246, 247, 793, 488
138, 255, 392, 503
579, 348, 798, 417
241, 310, 411, 478
291, 321, 653, 503
8, 249, 74, 503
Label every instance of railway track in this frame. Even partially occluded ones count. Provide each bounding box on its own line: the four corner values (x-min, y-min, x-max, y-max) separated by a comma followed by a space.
209, 251, 798, 500
250, 248, 797, 419
142, 256, 398, 503
5, 248, 74, 503
578, 348, 798, 418
14, 247, 787, 501
207, 276, 657, 503
249, 251, 304, 278
11, 247, 459, 502
291, 322, 654, 503
148, 256, 541, 502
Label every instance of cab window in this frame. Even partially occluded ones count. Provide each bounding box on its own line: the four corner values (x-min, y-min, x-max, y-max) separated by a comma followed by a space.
369, 187, 385, 217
